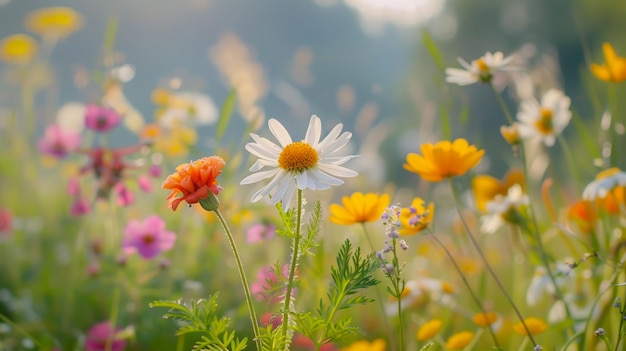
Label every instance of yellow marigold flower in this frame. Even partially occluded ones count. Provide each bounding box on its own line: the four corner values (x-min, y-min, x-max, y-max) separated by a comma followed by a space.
398, 198, 434, 235
472, 312, 498, 327
500, 123, 520, 145
340, 338, 385, 351
0, 34, 38, 65
329, 192, 390, 225
472, 168, 524, 213
513, 317, 547, 336
445, 331, 475, 350
25, 7, 84, 39
404, 138, 484, 182
416, 319, 443, 341
591, 43, 626, 83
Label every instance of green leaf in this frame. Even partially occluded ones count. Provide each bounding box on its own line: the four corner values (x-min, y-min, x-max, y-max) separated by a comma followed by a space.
419, 343, 435, 351
215, 89, 237, 141
439, 103, 451, 139
421, 30, 445, 72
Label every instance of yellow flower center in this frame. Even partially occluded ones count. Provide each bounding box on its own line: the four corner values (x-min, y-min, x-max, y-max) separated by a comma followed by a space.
475, 58, 489, 72
535, 108, 554, 135
278, 141, 319, 173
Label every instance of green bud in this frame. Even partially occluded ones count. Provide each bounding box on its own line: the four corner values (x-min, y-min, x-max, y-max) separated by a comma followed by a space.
199, 192, 220, 212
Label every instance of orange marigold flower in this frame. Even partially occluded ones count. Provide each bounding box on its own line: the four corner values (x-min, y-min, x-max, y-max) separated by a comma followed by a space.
329, 192, 390, 225
416, 319, 443, 341
445, 331, 475, 350
567, 199, 597, 233
513, 317, 547, 336
590, 43, 626, 83
404, 138, 485, 182
162, 156, 225, 211
472, 312, 498, 327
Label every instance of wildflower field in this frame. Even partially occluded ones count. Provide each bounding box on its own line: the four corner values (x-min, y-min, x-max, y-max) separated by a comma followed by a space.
2, 1, 626, 351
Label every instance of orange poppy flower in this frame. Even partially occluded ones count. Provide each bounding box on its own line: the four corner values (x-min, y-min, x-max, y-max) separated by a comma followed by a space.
162, 156, 225, 211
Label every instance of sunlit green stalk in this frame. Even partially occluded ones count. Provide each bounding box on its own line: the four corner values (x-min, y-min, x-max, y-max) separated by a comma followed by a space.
281, 189, 304, 349
361, 223, 397, 351
389, 238, 406, 351
489, 82, 514, 124
214, 208, 261, 351
105, 287, 121, 351
427, 231, 500, 348
0, 313, 45, 349
448, 179, 538, 347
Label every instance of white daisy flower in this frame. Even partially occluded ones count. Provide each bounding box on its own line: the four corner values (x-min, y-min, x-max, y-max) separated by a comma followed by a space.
582, 167, 626, 200
516, 89, 572, 147
240, 114, 358, 209
481, 184, 528, 233
159, 92, 218, 128
445, 51, 516, 86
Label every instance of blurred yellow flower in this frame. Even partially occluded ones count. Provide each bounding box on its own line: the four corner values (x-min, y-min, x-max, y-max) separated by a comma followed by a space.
0, 34, 38, 65
500, 123, 520, 145
404, 138, 484, 182
472, 312, 498, 327
472, 169, 525, 213
152, 88, 218, 127
445, 331, 475, 350
340, 339, 385, 351
25, 7, 84, 39
590, 43, 626, 83
398, 198, 434, 235
141, 123, 198, 158
416, 319, 442, 341
512, 317, 547, 336
329, 192, 390, 225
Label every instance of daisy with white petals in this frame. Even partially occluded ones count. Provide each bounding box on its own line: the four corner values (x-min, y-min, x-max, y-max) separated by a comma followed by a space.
240, 115, 358, 209
445, 51, 516, 86
516, 89, 572, 147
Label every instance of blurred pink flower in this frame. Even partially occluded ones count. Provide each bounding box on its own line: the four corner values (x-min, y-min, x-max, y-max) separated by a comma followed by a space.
70, 197, 91, 216
246, 223, 276, 243
67, 177, 80, 196
115, 183, 134, 207
85, 104, 121, 133
0, 208, 12, 236
251, 264, 290, 303
38, 124, 80, 158
149, 164, 162, 178
122, 215, 176, 259
137, 175, 152, 192
259, 312, 282, 329
84, 321, 126, 351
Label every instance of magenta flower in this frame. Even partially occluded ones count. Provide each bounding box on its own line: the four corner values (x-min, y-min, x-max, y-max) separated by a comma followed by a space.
84, 321, 126, 351
122, 215, 176, 259
246, 223, 276, 243
137, 175, 152, 192
251, 264, 290, 303
67, 177, 80, 196
115, 183, 134, 207
70, 197, 91, 216
38, 124, 81, 158
85, 104, 122, 133
149, 164, 162, 178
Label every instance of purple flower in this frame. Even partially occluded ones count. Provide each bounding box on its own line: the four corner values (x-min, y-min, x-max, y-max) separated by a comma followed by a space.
122, 215, 176, 259
85, 104, 121, 133
84, 321, 126, 351
115, 183, 134, 207
149, 164, 162, 178
38, 124, 81, 158
246, 223, 276, 243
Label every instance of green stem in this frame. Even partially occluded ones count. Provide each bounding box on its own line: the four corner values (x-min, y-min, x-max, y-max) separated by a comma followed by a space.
214, 208, 261, 351
390, 239, 406, 351
281, 189, 304, 349
361, 223, 397, 351
489, 82, 514, 124
428, 232, 500, 348
448, 179, 538, 347
0, 313, 46, 349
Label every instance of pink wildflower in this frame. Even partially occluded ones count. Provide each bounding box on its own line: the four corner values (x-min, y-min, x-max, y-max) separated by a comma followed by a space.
137, 175, 152, 192
246, 223, 276, 243
251, 264, 290, 303
122, 215, 176, 259
260, 312, 282, 329
67, 177, 80, 196
38, 124, 80, 158
115, 183, 134, 207
149, 164, 162, 178
84, 321, 126, 351
70, 197, 91, 216
0, 208, 12, 236
85, 104, 121, 133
